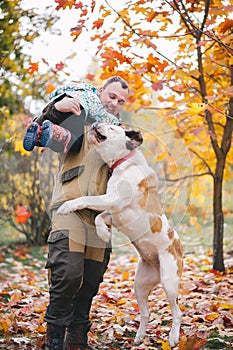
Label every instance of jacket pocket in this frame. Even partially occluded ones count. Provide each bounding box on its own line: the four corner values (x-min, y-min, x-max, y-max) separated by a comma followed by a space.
60, 165, 84, 183
47, 229, 69, 243
46, 230, 69, 268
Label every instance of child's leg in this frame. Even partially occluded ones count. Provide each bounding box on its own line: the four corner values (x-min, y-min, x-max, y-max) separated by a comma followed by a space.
41, 120, 72, 153
23, 122, 42, 151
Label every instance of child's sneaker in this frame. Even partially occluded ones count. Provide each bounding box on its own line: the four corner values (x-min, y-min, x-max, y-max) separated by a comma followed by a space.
40, 120, 53, 147
23, 122, 41, 151
41, 120, 71, 153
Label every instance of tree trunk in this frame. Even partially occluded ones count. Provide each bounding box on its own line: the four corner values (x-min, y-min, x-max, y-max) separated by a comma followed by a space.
213, 158, 225, 272
213, 66, 233, 271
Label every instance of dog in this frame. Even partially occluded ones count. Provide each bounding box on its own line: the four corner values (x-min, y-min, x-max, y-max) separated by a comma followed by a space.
57, 123, 183, 348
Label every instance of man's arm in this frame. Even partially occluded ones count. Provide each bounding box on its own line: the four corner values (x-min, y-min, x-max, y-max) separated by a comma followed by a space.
35, 94, 85, 153
35, 94, 82, 125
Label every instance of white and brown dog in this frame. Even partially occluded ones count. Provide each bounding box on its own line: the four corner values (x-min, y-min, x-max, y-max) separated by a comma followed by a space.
58, 123, 183, 348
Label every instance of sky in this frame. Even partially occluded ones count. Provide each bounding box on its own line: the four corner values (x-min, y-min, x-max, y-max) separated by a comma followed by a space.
21, 0, 128, 81
21, 0, 178, 82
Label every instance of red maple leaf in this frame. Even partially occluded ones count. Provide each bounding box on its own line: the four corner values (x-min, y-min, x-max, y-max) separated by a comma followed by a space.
55, 61, 64, 71
92, 19, 104, 30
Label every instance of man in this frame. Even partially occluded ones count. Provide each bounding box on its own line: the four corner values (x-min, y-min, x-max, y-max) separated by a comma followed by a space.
42, 76, 129, 350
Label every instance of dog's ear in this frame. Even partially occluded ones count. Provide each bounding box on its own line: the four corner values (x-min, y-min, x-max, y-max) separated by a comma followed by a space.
125, 130, 143, 148
126, 139, 135, 150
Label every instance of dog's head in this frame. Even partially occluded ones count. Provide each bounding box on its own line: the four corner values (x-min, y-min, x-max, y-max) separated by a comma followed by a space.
87, 122, 143, 164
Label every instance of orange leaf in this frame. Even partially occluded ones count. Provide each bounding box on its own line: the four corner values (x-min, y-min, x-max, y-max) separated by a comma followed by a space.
122, 271, 129, 280
193, 338, 207, 349
86, 73, 95, 81
55, 0, 76, 10
80, 8, 88, 17
27, 62, 39, 75
46, 83, 56, 94
179, 335, 188, 349
92, 19, 104, 30
219, 18, 233, 33
205, 313, 219, 321
71, 28, 83, 42
132, 303, 140, 312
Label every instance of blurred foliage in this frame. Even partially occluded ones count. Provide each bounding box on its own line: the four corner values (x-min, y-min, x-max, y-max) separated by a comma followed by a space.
0, 114, 59, 245
0, 0, 62, 244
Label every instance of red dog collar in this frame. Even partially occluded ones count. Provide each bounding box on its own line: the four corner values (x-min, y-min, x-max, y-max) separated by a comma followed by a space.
109, 149, 136, 175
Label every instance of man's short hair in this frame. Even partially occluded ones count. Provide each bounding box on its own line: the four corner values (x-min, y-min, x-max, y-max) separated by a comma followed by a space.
103, 76, 129, 92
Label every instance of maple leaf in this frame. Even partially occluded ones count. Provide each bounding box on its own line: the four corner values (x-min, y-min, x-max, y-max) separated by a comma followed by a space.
27, 62, 39, 75
55, 61, 64, 71
74, 1, 83, 9
70, 27, 83, 42
86, 73, 95, 81
152, 81, 163, 91
219, 18, 233, 33
55, 0, 76, 10
92, 19, 104, 30
147, 10, 159, 23
80, 8, 88, 17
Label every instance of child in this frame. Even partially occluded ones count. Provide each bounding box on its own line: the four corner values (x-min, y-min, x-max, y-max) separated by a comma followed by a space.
23, 82, 119, 153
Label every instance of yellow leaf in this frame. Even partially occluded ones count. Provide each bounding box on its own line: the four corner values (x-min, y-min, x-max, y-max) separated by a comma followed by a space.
158, 339, 171, 350
189, 216, 202, 233
186, 102, 206, 116
220, 303, 233, 310
122, 271, 130, 280
130, 256, 138, 263
116, 298, 127, 305
143, 149, 152, 157
14, 140, 30, 156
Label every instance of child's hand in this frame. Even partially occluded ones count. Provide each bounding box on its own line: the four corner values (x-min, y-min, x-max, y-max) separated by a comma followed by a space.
55, 97, 82, 116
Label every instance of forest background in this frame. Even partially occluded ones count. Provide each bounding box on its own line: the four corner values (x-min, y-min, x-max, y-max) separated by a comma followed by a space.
0, 0, 233, 349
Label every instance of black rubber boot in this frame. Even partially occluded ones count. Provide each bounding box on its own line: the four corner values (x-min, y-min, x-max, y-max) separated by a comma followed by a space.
44, 323, 65, 350
64, 322, 94, 350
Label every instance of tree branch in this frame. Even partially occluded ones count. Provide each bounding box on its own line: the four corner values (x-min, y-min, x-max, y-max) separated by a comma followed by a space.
161, 171, 213, 182
189, 148, 214, 177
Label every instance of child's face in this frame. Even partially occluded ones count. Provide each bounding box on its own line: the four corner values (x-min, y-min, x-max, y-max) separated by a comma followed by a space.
98, 82, 128, 116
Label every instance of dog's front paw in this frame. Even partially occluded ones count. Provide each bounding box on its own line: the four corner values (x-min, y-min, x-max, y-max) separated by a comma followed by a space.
57, 198, 85, 215
96, 226, 112, 243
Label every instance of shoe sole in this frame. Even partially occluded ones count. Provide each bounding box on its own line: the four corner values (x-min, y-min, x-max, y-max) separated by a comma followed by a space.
23, 123, 38, 151
41, 120, 52, 147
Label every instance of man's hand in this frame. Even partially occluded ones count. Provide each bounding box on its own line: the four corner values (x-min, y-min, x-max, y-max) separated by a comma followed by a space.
54, 96, 82, 115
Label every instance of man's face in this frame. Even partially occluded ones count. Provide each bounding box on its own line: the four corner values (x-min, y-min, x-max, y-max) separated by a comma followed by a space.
98, 82, 129, 116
